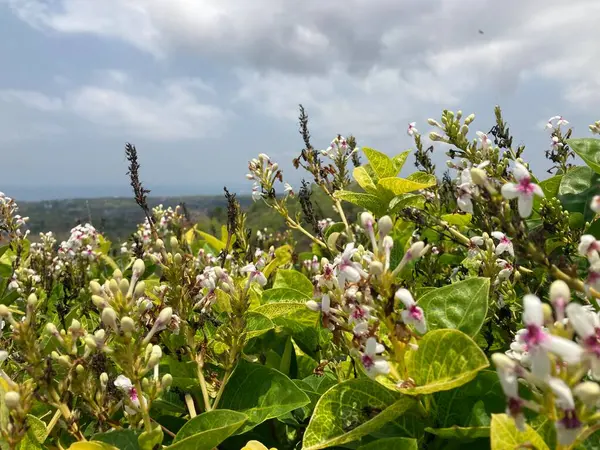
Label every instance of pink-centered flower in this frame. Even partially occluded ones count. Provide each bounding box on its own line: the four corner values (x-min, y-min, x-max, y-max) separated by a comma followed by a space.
407, 122, 418, 136
395, 288, 427, 334
578, 235, 600, 263
492, 354, 525, 431
566, 303, 600, 378
240, 263, 267, 286
361, 337, 390, 378
114, 375, 141, 415
548, 377, 581, 446
491, 231, 514, 257
476, 131, 492, 151
334, 243, 366, 286
591, 195, 600, 214
521, 295, 583, 379
501, 162, 544, 218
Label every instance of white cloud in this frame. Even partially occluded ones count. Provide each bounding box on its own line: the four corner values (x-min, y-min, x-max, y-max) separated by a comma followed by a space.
0, 76, 229, 140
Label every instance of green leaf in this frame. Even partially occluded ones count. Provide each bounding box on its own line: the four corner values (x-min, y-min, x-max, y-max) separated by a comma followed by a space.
16, 415, 47, 450
392, 151, 411, 175
425, 426, 489, 440
490, 414, 549, 450
353, 166, 378, 193
378, 174, 436, 196
363, 147, 396, 179
324, 223, 346, 240
357, 437, 417, 450
568, 138, 600, 174
418, 278, 490, 337
196, 229, 226, 252
254, 302, 308, 319
245, 312, 275, 340
66, 443, 119, 450
93, 430, 140, 450
219, 360, 310, 432
558, 166, 600, 221
263, 245, 293, 278
152, 391, 187, 414
441, 213, 472, 227
334, 191, 385, 215
539, 175, 563, 198
261, 288, 311, 303
389, 194, 425, 213
302, 378, 417, 450
400, 329, 489, 395
273, 269, 313, 296
559, 166, 596, 195
167, 410, 247, 450
406, 172, 437, 185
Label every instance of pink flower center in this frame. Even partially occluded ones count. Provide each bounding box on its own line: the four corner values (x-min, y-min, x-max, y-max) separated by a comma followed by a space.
409, 305, 423, 321
501, 237, 511, 245
361, 354, 374, 369
560, 410, 581, 429
583, 335, 600, 357
507, 397, 523, 416
524, 324, 547, 347
129, 387, 138, 402
517, 177, 535, 195
352, 306, 367, 320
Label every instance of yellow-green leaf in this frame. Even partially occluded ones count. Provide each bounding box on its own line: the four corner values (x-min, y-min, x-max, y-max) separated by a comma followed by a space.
358, 437, 417, 450
197, 230, 226, 252
353, 166, 378, 193
263, 245, 292, 278
399, 329, 489, 395
490, 414, 550, 450
334, 191, 384, 215
245, 311, 275, 340
66, 443, 120, 450
392, 151, 411, 175
254, 302, 308, 319
167, 410, 248, 450
363, 147, 396, 179
441, 213, 472, 227
378, 174, 436, 196
302, 378, 417, 450
425, 426, 490, 440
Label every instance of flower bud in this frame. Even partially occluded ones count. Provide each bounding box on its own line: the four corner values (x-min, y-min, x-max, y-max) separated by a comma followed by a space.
92, 295, 107, 309
369, 261, 384, 275
378, 216, 393, 237
491, 353, 515, 371
161, 374, 173, 389
119, 278, 129, 296
95, 329, 106, 340
4, 391, 20, 410
464, 113, 475, 125
147, 345, 162, 368
76, 364, 85, 374
460, 124, 469, 135
46, 323, 59, 335
101, 307, 118, 331
470, 168, 488, 187
69, 319, 81, 331
427, 118, 442, 127
155, 239, 165, 249
174, 253, 182, 265
134, 280, 146, 298
360, 212, 375, 230
542, 303, 553, 324
429, 132, 444, 142
113, 269, 123, 280
121, 316, 135, 333
306, 300, 321, 312
156, 307, 173, 329
100, 372, 108, 388
574, 382, 600, 407
132, 259, 146, 277
58, 355, 71, 368
90, 280, 103, 295
142, 377, 150, 389
0, 305, 9, 317
27, 293, 38, 307
108, 279, 119, 296
550, 280, 570, 304
84, 336, 97, 349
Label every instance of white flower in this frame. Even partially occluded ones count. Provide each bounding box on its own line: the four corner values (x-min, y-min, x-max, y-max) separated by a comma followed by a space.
491, 231, 514, 257
496, 259, 513, 281
548, 377, 581, 446
251, 185, 262, 202
521, 295, 583, 380
579, 235, 600, 263
395, 288, 427, 334
114, 375, 141, 415
240, 263, 267, 286
591, 195, 600, 214
468, 236, 484, 257
407, 122, 418, 136
476, 131, 492, 151
492, 353, 525, 431
501, 162, 544, 218
551, 135, 562, 150
334, 243, 366, 286
284, 183, 294, 197
565, 303, 600, 378
360, 337, 390, 378
457, 168, 474, 213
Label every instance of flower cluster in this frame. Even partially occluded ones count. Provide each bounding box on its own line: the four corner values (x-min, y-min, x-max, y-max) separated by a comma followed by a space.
55, 223, 100, 269
495, 282, 600, 445
0, 192, 29, 245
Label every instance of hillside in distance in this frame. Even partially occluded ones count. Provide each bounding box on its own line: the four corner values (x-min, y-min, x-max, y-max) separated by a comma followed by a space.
17, 187, 357, 245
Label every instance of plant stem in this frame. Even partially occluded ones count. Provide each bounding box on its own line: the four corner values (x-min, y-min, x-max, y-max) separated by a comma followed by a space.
286, 217, 327, 248
196, 353, 212, 412
134, 380, 152, 432
46, 409, 62, 436
334, 198, 355, 241
211, 370, 232, 410
184, 394, 197, 418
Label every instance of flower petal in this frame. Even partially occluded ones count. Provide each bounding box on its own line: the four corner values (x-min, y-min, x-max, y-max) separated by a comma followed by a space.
501, 183, 519, 199
518, 194, 534, 218
523, 294, 544, 327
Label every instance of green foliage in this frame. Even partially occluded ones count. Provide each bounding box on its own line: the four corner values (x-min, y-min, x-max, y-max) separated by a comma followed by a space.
166, 410, 247, 450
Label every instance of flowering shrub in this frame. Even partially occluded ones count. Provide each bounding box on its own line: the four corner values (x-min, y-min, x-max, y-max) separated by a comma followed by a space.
3, 106, 600, 450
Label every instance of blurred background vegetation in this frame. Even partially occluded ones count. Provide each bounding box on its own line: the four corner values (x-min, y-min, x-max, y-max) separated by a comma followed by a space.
18, 185, 362, 246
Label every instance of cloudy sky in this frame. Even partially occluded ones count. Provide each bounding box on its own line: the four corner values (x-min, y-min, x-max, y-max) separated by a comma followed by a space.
1, 0, 599, 200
